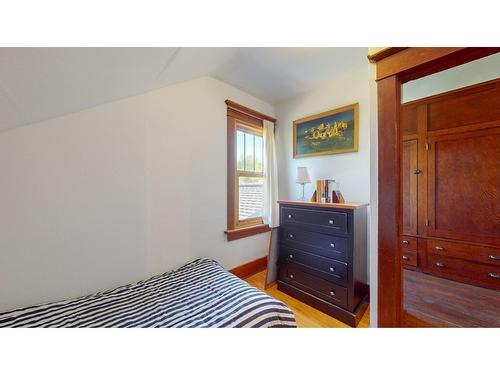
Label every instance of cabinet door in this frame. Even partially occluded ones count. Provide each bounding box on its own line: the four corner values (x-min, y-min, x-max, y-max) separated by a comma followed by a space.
402, 139, 418, 235
427, 127, 500, 246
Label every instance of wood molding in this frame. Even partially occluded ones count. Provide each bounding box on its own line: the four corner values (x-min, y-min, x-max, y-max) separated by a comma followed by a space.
367, 47, 407, 62
374, 47, 500, 82
225, 99, 277, 123
225, 224, 271, 241
229, 256, 268, 279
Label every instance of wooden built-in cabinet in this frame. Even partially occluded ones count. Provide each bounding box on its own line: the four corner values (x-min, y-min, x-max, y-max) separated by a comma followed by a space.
400, 78, 500, 289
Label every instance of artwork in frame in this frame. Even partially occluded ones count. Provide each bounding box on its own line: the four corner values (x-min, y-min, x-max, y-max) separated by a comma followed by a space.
293, 103, 359, 158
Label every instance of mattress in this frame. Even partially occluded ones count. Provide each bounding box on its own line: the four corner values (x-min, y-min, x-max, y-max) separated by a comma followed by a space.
0, 258, 296, 328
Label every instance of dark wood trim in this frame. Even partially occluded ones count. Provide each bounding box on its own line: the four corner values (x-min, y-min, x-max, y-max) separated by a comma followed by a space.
225, 224, 271, 241
225, 99, 277, 123
367, 47, 408, 63
373, 47, 500, 327
377, 75, 402, 327
374, 47, 500, 82
229, 256, 268, 278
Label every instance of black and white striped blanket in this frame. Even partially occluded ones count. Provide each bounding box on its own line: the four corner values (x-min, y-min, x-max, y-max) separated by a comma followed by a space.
0, 258, 296, 328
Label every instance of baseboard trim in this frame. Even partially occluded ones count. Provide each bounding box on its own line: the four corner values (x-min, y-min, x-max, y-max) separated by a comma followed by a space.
229, 256, 267, 279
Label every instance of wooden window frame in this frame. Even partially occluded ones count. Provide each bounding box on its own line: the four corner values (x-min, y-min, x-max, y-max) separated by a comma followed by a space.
369, 47, 500, 327
224, 100, 276, 241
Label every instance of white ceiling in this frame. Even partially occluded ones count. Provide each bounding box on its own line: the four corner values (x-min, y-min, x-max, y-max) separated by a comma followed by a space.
0, 47, 367, 130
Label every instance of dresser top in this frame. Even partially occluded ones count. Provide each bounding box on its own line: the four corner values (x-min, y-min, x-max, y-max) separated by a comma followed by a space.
277, 200, 369, 210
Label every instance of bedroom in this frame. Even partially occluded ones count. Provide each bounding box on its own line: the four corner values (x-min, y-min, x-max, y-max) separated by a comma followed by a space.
1, 1, 498, 374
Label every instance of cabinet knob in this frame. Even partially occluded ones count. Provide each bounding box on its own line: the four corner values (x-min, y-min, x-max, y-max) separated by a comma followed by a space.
328, 219, 334, 224
488, 272, 500, 279
289, 254, 293, 259
435, 262, 446, 268
329, 267, 335, 272
435, 246, 445, 251
489, 255, 500, 260
289, 274, 294, 279
330, 291, 335, 296
330, 243, 335, 248
289, 234, 294, 238
402, 255, 410, 261
402, 240, 409, 245
288, 214, 292, 219
413, 168, 422, 175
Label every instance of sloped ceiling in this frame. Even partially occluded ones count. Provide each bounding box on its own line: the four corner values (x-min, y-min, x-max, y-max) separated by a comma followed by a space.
0, 47, 367, 130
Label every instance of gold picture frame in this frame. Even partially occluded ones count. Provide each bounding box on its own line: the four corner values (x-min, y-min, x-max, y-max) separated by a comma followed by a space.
293, 103, 359, 158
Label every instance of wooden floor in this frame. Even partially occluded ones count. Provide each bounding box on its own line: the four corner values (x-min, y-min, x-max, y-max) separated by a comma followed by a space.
245, 270, 370, 328
403, 269, 500, 327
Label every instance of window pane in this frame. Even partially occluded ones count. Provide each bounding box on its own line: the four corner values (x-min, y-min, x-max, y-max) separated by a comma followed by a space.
245, 133, 255, 171
255, 136, 263, 173
236, 130, 245, 170
238, 176, 264, 221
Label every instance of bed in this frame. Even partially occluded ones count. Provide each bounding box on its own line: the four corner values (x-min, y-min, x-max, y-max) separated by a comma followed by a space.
0, 258, 296, 328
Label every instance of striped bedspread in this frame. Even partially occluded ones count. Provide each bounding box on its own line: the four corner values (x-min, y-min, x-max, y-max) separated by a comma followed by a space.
0, 258, 296, 328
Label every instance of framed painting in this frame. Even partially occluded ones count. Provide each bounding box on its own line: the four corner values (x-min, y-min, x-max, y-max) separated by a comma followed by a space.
293, 103, 359, 158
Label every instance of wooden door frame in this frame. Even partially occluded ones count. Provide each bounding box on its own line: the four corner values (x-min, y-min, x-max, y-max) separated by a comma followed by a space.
369, 47, 500, 327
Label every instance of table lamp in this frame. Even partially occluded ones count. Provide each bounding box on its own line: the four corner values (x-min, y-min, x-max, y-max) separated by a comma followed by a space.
296, 166, 311, 201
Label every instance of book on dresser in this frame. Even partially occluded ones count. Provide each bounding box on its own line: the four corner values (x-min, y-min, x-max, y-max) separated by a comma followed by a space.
276, 200, 369, 327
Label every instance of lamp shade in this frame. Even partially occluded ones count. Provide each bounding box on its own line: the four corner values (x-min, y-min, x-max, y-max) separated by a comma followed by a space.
296, 167, 311, 184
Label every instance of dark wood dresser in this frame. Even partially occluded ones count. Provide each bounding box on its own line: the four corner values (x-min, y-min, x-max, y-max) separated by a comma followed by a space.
277, 200, 369, 327
400, 79, 500, 290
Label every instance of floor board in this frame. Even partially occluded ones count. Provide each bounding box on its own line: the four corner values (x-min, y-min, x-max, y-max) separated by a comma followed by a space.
403, 269, 500, 327
245, 270, 370, 328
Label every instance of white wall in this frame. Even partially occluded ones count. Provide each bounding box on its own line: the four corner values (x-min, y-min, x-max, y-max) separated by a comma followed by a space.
274, 63, 371, 203
274, 57, 373, 297
0, 76, 275, 312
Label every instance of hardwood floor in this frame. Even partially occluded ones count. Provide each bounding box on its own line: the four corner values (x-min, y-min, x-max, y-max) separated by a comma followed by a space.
403, 269, 500, 327
245, 270, 370, 328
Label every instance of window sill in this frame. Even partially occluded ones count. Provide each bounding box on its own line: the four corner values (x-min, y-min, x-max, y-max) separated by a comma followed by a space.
225, 224, 271, 241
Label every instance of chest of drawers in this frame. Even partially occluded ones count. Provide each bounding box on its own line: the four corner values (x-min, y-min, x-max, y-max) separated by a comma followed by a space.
277, 201, 369, 327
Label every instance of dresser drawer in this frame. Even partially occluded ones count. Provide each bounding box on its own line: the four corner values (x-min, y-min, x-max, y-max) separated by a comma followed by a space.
280, 227, 348, 262
281, 206, 348, 235
279, 246, 348, 284
279, 262, 348, 308
402, 249, 418, 267
427, 239, 500, 267
400, 235, 418, 251
427, 255, 500, 290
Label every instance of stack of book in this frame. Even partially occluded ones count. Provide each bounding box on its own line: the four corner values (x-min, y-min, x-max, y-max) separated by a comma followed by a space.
311, 179, 345, 204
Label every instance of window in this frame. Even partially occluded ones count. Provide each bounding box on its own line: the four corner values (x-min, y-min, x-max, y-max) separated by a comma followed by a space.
225, 100, 275, 241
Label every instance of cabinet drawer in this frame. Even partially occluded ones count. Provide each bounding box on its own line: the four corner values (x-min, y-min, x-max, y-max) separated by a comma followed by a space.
279, 246, 348, 284
427, 255, 500, 290
427, 239, 500, 266
402, 249, 418, 267
279, 262, 348, 308
281, 227, 348, 261
400, 235, 418, 251
281, 207, 348, 235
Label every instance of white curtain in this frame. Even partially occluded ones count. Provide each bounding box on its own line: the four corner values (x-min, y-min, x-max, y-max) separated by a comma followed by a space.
263, 119, 279, 228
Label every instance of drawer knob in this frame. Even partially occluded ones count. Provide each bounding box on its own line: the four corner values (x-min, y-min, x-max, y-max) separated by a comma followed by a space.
330, 291, 335, 296
489, 255, 500, 260
402, 240, 409, 245
488, 272, 500, 279
289, 254, 293, 259
289, 234, 294, 238
435, 246, 445, 251
289, 274, 294, 279
329, 267, 335, 272
330, 243, 335, 248
435, 262, 446, 268
328, 219, 334, 224
288, 214, 292, 219
402, 255, 410, 261
413, 168, 422, 175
